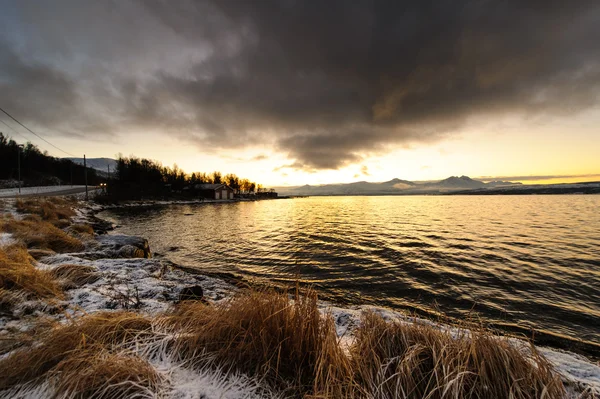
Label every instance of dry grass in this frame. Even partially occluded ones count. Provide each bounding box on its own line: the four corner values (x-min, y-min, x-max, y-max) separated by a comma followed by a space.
349, 312, 565, 399
48, 264, 100, 289
15, 198, 76, 227
0, 245, 63, 300
0, 288, 26, 317
48, 347, 162, 399
0, 311, 153, 390
164, 290, 568, 398
0, 281, 573, 398
165, 288, 351, 397
27, 248, 57, 260
0, 216, 84, 253
67, 223, 95, 236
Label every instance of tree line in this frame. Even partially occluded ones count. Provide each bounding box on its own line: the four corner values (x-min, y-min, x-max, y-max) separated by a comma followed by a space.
107, 156, 262, 200
0, 133, 99, 187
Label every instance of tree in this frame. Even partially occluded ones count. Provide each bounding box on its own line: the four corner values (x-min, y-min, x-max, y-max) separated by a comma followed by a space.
224, 173, 241, 193
212, 171, 222, 184
107, 154, 261, 200
0, 132, 98, 186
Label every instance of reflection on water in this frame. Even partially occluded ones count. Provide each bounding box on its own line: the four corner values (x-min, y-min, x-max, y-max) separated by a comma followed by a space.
101, 195, 600, 344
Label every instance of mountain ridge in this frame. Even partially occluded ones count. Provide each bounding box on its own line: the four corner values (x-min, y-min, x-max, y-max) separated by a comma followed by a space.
275, 176, 521, 196
65, 158, 118, 174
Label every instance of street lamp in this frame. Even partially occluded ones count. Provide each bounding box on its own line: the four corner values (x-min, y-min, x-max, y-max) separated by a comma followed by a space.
17, 144, 24, 195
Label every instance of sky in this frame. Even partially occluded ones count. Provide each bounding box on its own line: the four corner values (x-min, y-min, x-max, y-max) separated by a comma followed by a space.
0, 0, 599, 187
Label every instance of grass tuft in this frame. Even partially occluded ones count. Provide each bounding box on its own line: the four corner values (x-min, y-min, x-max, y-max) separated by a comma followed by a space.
0, 245, 63, 300
48, 264, 100, 289
349, 311, 565, 399
1, 217, 84, 253
166, 288, 351, 397
67, 223, 95, 236
15, 198, 76, 227
49, 347, 163, 399
0, 311, 153, 390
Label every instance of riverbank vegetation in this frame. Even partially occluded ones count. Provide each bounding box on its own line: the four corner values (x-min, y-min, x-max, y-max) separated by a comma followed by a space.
0, 198, 593, 398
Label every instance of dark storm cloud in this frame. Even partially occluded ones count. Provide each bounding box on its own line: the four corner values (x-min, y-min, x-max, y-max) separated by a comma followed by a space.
1, 0, 600, 168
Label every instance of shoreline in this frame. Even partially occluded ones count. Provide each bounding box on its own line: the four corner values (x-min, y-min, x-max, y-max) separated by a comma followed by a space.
90, 201, 600, 385
94, 199, 600, 362
1, 197, 599, 397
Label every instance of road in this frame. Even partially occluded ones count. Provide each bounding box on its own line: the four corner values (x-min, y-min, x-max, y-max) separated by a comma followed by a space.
0, 185, 93, 198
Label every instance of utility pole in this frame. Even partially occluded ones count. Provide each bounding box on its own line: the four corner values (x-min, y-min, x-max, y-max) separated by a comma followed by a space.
84, 154, 88, 200
17, 144, 23, 195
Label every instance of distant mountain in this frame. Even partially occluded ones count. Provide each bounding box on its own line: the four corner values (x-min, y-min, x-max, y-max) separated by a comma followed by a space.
430, 175, 486, 189
276, 176, 521, 196
65, 158, 117, 174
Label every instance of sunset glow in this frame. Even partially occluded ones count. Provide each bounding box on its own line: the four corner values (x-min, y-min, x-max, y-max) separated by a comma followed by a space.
1, 1, 599, 187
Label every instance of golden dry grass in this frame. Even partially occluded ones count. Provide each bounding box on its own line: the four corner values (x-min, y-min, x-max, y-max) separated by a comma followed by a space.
0, 288, 25, 316
349, 312, 565, 399
67, 223, 95, 236
48, 347, 162, 399
165, 288, 352, 397
15, 198, 76, 227
0, 311, 153, 390
0, 217, 84, 253
48, 264, 100, 289
0, 245, 63, 300
163, 289, 568, 398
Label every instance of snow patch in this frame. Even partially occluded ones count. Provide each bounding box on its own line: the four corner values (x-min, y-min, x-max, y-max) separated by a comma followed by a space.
0, 232, 15, 247
38, 255, 236, 315
540, 348, 600, 392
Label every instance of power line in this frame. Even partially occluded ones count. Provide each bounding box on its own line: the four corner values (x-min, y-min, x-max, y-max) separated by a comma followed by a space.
0, 117, 29, 141
0, 106, 77, 157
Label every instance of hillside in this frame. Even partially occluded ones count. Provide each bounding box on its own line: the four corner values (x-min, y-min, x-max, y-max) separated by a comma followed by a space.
65, 157, 117, 174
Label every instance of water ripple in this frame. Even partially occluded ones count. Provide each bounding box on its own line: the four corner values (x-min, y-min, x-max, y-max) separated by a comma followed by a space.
102, 195, 600, 344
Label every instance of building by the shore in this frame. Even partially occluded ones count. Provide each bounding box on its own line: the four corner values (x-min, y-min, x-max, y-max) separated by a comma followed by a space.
195, 183, 235, 200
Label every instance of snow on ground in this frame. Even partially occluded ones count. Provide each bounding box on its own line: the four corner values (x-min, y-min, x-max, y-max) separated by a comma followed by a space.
152, 358, 279, 399
0, 185, 88, 198
540, 348, 600, 393
39, 254, 234, 315
0, 232, 15, 248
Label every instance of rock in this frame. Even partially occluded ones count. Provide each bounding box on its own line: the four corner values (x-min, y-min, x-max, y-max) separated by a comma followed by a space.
87, 215, 114, 235
96, 235, 151, 258
178, 285, 205, 302
117, 245, 146, 259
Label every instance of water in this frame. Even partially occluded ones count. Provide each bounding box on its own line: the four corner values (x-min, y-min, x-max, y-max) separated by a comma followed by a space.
100, 195, 600, 346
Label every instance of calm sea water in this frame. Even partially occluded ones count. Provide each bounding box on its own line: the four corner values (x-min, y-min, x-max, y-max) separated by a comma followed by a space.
100, 195, 600, 345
